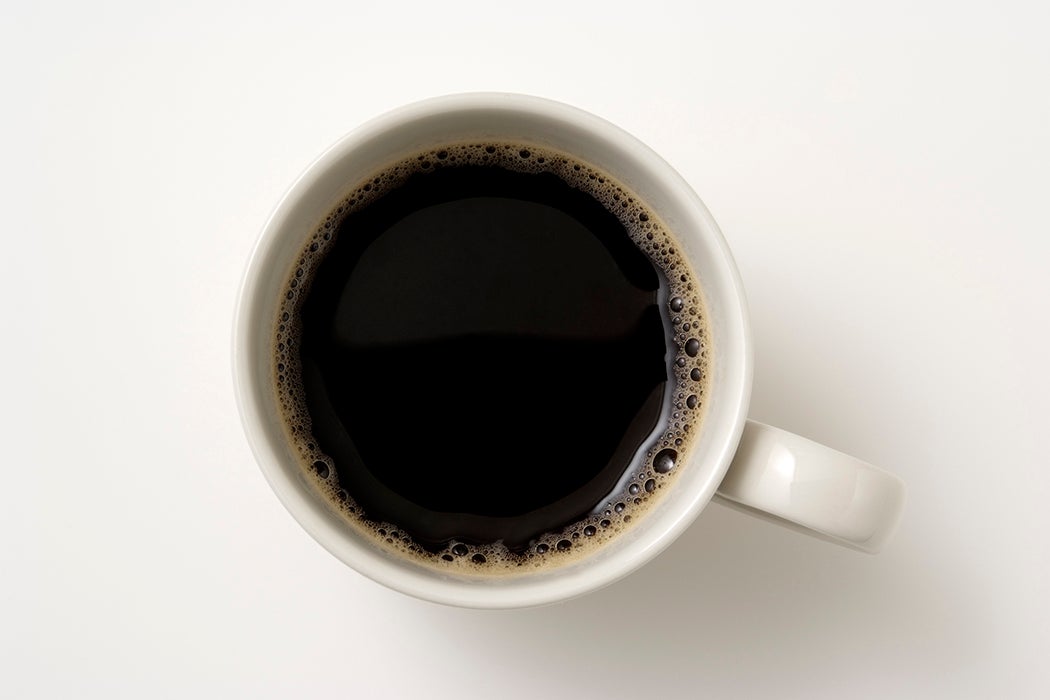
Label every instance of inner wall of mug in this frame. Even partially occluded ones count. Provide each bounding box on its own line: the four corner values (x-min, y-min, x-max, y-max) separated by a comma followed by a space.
233, 93, 752, 608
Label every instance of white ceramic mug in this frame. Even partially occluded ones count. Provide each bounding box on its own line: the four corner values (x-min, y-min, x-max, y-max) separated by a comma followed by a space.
233, 93, 905, 609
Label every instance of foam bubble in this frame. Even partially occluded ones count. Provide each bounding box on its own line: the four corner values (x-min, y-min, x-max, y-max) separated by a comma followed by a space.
272, 140, 711, 576
653, 449, 677, 474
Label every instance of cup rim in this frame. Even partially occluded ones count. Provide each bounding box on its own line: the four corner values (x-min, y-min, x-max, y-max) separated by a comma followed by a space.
232, 92, 753, 608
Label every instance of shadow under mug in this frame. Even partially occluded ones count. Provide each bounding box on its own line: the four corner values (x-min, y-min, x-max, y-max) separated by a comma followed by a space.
233, 93, 906, 609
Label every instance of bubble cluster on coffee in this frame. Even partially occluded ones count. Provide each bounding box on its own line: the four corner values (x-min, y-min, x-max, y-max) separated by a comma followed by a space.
272, 142, 710, 575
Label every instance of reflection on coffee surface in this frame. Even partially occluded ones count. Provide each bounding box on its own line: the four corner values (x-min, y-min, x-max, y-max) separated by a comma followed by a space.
273, 142, 710, 574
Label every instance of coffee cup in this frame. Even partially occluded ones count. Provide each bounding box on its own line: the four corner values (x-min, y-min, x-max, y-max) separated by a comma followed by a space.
233, 93, 905, 608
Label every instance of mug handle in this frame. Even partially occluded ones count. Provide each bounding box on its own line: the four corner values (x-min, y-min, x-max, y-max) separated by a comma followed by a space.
713, 421, 906, 553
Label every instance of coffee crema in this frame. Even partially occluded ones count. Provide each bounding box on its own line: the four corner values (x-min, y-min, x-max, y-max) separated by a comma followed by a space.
273, 142, 710, 574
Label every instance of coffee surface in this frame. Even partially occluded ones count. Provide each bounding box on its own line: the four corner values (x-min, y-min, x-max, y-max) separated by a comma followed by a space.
273, 143, 709, 573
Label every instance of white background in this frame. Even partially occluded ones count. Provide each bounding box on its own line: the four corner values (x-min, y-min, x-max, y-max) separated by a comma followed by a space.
3, 1, 1048, 697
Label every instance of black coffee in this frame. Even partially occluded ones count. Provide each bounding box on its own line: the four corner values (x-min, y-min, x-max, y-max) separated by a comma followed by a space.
274, 143, 708, 573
